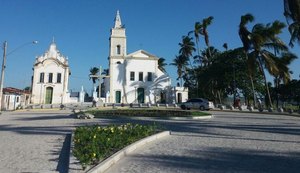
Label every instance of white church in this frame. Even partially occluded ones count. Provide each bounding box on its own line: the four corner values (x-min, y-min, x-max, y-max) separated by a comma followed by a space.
103, 11, 188, 104
31, 41, 71, 104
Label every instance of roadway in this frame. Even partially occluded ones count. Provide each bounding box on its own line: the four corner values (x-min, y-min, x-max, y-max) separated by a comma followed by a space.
0, 110, 299, 173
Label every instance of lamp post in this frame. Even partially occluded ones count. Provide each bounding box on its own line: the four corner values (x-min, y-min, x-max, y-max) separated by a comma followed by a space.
0, 41, 38, 111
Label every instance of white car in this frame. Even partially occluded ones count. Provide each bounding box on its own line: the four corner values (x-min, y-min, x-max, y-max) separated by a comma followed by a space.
180, 98, 214, 111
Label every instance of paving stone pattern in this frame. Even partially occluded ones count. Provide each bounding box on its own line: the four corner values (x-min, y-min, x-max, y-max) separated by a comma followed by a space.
0, 110, 300, 173
106, 112, 300, 173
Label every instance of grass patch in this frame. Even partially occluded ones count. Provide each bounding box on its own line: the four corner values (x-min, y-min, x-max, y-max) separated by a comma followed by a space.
86, 109, 211, 118
73, 123, 158, 170
283, 104, 299, 112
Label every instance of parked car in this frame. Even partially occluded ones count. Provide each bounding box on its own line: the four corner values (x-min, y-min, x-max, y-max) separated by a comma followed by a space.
180, 98, 214, 111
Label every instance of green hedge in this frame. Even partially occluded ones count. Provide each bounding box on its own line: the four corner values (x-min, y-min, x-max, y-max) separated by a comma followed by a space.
86, 109, 210, 117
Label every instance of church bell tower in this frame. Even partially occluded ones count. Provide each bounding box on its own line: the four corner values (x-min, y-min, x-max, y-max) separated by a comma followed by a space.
107, 10, 127, 103
109, 10, 127, 57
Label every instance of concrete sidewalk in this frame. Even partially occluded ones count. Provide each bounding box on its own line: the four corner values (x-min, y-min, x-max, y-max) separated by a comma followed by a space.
0, 110, 104, 173
105, 111, 300, 173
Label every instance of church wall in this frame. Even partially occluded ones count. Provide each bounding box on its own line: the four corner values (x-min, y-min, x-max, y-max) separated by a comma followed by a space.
31, 53, 69, 104
105, 11, 184, 104
109, 57, 171, 104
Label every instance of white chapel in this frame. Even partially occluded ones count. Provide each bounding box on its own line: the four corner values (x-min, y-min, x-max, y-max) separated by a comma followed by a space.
31, 41, 70, 104
104, 11, 188, 104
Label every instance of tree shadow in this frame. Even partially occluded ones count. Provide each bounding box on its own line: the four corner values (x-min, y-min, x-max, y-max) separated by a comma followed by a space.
128, 147, 300, 173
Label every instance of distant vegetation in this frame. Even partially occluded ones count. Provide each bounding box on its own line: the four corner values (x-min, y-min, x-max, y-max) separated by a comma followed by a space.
171, 1, 300, 110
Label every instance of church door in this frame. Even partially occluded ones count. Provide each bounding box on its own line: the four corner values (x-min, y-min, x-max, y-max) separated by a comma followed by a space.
137, 88, 144, 103
177, 93, 182, 103
45, 87, 53, 104
115, 91, 121, 103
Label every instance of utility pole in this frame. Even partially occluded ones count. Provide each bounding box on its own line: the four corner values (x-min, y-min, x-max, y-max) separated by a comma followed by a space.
0, 41, 7, 111
0, 41, 38, 111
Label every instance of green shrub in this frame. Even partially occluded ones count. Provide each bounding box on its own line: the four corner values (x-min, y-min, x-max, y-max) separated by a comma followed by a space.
283, 104, 299, 112
86, 109, 210, 117
73, 123, 158, 169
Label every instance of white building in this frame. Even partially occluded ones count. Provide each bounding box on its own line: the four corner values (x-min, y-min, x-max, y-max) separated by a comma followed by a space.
1, 87, 31, 110
31, 41, 70, 104
104, 11, 188, 104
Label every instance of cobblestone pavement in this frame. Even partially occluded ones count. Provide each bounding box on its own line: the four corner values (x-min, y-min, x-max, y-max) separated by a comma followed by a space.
1, 110, 300, 173
106, 111, 300, 173
0, 110, 104, 173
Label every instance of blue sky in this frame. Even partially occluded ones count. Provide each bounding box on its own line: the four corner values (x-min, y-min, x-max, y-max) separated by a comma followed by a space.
1, 0, 299, 93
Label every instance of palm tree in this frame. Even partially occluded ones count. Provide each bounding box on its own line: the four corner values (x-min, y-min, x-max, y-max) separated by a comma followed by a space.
284, 0, 300, 47
274, 52, 297, 84
201, 16, 214, 58
158, 57, 167, 73
223, 43, 228, 51
178, 35, 198, 96
89, 67, 99, 88
189, 22, 202, 66
238, 13, 257, 107
179, 35, 196, 67
201, 46, 219, 66
249, 20, 288, 108
273, 52, 297, 107
170, 55, 188, 87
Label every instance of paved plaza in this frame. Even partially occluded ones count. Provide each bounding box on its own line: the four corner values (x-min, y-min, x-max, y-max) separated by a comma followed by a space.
0, 110, 300, 173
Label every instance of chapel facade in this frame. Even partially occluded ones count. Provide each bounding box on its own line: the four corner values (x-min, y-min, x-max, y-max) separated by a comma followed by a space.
31, 42, 70, 104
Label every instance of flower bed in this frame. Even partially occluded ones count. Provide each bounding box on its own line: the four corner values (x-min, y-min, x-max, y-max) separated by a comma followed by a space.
73, 123, 158, 170
86, 109, 210, 117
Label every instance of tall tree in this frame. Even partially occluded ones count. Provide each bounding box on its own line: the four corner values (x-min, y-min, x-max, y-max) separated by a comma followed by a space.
179, 35, 196, 65
238, 13, 257, 107
158, 57, 167, 73
223, 43, 228, 51
189, 22, 203, 66
170, 55, 188, 87
178, 35, 197, 95
249, 20, 288, 108
284, 0, 300, 47
201, 16, 214, 58
273, 52, 297, 107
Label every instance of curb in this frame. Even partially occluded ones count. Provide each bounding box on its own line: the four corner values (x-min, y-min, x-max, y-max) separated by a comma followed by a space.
69, 131, 171, 173
212, 109, 300, 118
170, 115, 212, 120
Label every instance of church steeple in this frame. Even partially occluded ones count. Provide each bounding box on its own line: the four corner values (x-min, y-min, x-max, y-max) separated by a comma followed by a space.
110, 10, 127, 57
114, 10, 122, 28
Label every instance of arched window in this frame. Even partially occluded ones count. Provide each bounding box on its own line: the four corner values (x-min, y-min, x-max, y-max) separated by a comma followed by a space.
116, 45, 121, 55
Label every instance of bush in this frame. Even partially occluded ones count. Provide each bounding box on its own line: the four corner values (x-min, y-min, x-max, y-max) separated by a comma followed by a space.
86, 109, 210, 117
73, 123, 158, 169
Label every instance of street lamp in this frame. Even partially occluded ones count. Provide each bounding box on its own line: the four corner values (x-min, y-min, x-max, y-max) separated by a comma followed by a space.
0, 41, 38, 111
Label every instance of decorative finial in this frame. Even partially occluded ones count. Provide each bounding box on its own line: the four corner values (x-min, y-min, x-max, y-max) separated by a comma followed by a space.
52, 36, 55, 44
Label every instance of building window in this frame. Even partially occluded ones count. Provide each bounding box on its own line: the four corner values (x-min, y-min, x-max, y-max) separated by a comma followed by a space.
116, 45, 121, 55
139, 72, 143, 81
130, 72, 135, 81
39, 73, 44, 83
147, 72, 152, 81
57, 73, 62, 83
16, 97, 19, 103
48, 73, 53, 83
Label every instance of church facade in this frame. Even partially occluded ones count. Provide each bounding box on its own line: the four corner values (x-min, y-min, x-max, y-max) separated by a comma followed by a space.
31, 42, 71, 104
104, 11, 188, 104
